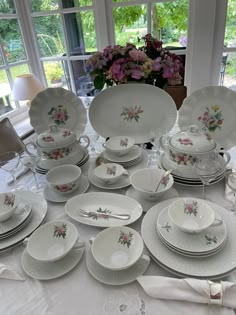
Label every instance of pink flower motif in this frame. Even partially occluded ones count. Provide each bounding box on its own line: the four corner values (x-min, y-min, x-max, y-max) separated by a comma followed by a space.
57, 184, 71, 192
53, 111, 66, 122
178, 138, 193, 145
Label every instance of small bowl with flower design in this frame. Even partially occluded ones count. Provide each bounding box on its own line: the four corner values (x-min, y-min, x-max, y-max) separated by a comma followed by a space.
46, 164, 81, 194
91, 226, 143, 270
27, 220, 78, 262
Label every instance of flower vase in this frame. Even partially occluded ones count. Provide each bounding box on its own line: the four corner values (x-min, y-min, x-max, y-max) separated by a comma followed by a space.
165, 85, 187, 110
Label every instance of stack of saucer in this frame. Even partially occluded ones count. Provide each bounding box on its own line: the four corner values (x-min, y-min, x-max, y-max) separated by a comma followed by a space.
21, 220, 85, 280
156, 198, 227, 258
86, 226, 150, 285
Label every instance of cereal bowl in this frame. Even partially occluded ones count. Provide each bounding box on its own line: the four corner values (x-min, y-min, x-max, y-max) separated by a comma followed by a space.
168, 198, 216, 234
130, 168, 174, 201
91, 226, 143, 270
103, 136, 135, 156
46, 164, 81, 194
27, 220, 78, 262
0, 193, 20, 222
94, 163, 129, 184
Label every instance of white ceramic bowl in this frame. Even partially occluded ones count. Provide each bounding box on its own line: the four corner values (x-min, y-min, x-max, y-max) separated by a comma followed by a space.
103, 136, 135, 156
0, 193, 20, 222
46, 164, 81, 194
94, 163, 129, 184
91, 226, 143, 270
130, 168, 174, 201
168, 198, 215, 234
27, 220, 78, 262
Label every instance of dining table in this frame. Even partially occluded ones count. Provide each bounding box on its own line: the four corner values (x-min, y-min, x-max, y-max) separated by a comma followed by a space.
0, 109, 236, 315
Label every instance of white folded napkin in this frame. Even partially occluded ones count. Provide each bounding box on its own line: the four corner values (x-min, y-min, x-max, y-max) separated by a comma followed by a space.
0, 263, 25, 281
225, 169, 236, 204
137, 276, 236, 308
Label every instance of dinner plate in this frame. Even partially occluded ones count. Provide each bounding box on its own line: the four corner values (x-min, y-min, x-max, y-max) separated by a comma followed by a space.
178, 86, 236, 150
0, 202, 32, 236
173, 174, 225, 187
86, 247, 150, 286
65, 192, 143, 228
89, 83, 177, 143
43, 175, 90, 202
141, 197, 236, 279
22, 246, 84, 280
157, 206, 226, 254
29, 87, 87, 136
0, 191, 47, 252
0, 212, 32, 240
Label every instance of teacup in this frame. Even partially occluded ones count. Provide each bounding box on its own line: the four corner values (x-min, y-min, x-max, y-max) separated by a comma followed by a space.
102, 136, 135, 156
90, 226, 144, 270
168, 198, 221, 234
94, 163, 129, 184
0, 193, 20, 222
27, 220, 79, 262
46, 164, 81, 194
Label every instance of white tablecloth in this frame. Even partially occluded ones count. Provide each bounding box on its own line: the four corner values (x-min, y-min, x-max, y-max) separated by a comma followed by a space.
0, 122, 236, 315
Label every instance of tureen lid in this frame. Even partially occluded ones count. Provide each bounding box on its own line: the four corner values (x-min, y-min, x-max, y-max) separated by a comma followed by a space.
169, 125, 216, 153
37, 124, 76, 148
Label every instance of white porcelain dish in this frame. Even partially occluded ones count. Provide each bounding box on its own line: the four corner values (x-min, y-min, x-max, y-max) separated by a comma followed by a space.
22, 246, 84, 280
103, 145, 142, 164
94, 163, 129, 184
0, 193, 21, 222
29, 87, 87, 137
65, 192, 143, 228
91, 226, 144, 270
141, 198, 236, 279
102, 136, 135, 156
89, 83, 177, 143
0, 191, 47, 252
86, 247, 150, 285
43, 176, 89, 203
178, 86, 236, 150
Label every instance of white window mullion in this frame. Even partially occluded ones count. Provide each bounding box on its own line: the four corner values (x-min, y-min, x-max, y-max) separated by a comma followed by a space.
94, 0, 111, 50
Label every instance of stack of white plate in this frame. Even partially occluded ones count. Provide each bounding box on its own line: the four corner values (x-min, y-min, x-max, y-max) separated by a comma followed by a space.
102, 145, 142, 168
156, 206, 227, 258
159, 154, 226, 186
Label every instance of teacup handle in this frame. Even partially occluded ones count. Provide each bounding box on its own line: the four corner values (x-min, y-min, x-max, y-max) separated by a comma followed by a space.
89, 237, 95, 245
102, 143, 107, 149
73, 239, 85, 250
140, 254, 151, 264
77, 135, 90, 149
211, 213, 223, 227
122, 170, 129, 177
219, 150, 231, 166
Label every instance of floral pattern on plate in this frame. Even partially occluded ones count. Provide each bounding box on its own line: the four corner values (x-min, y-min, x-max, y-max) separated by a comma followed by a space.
197, 105, 223, 132
120, 105, 143, 122
48, 104, 69, 126
42, 147, 72, 160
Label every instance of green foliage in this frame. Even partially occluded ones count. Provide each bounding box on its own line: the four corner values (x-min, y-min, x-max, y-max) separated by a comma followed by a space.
44, 62, 64, 82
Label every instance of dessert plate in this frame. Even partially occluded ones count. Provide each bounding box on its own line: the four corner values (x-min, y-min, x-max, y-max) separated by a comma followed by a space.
22, 246, 84, 280
89, 83, 177, 143
0, 191, 47, 252
178, 86, 236, 150
29, 87, 87, 137
86, 247, 150, 285
141, 198, 236, 279
157, 206, 226, 255
43, 175, 90, 202
65, 192, 143, 228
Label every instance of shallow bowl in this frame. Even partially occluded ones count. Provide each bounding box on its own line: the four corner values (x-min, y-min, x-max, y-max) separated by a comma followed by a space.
91, 226, 143, 270
94, 162, 129, 184
27, 220, 78, 262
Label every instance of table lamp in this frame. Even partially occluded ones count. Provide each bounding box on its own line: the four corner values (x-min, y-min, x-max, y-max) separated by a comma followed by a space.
12, 73, 44, 106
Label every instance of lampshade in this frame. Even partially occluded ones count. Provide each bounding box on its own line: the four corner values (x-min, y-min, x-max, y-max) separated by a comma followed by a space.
13, 73, 44, 101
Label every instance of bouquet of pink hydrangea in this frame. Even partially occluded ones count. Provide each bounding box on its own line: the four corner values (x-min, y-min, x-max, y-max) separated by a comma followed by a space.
86, 34, 184, 90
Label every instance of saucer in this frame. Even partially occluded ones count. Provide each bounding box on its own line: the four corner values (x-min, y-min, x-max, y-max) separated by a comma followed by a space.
86, 247, 150, 285
43, 175, 90, 202
103, 145, 142, 163
125, 186, 179, 212
21, 246, 84, 280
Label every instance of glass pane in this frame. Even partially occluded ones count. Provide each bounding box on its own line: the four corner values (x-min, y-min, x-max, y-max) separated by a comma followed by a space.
33, 15, 65, 57
221, 52, 236, 89
114, 5, 147, 46
113, 0, 133, 3
152, 0, 188, 47
0, 70, 14, 116
0, 19, 27, 63
62, 0, 92, 9
80, 11, 96, 52
0, 0, 16, 14
10, 64, 30, 81
30, 0, 58, 12
0, 52, 4, 66
225, 0, 236, 48
43, 61, 68, 88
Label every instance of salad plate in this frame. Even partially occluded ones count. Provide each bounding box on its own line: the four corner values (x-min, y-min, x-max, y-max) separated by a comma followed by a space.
178, 86, 236, 149
141, 198, 236, 279
0, 191, 47, 252
65, 192, 143, 228
29, 87, 87, 136
43, 175, 90, 202
22, 246, 84, 280
86, 247, 150, 285
89, 83, 177, 144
